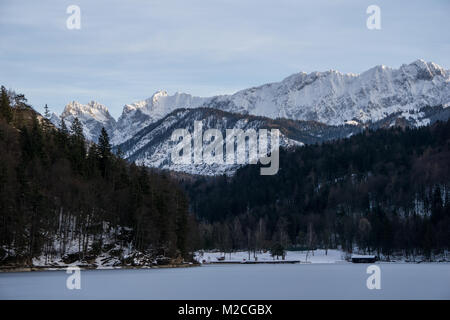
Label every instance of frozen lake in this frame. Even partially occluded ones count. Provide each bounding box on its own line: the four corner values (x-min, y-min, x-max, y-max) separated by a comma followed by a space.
1, 263, 449, 299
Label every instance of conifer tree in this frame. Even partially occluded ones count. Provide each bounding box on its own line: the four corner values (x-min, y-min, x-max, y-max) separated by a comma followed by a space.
55, 118, 70, 155
0, 86, 12, 123
98, 127, 111, 157
70, 117, 84, 139
60, 118, 69, 135
13, 93, 28, 109
69, 117, 86, 173
44, 104, 50, 119
98, 127, 111, 178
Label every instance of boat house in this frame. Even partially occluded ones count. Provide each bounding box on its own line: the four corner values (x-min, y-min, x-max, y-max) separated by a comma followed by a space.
351, 254, 377, 263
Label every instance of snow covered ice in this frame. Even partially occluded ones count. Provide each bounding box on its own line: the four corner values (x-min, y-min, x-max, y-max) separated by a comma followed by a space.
1, 263, 449, 299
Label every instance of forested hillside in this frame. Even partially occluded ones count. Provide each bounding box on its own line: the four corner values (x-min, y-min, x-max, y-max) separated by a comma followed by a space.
183, 120, 450, 260
1, 86, 449, 266
0, 87, 196, 267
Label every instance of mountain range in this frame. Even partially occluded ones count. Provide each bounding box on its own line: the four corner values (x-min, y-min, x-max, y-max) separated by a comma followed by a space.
51, 59, 450, 175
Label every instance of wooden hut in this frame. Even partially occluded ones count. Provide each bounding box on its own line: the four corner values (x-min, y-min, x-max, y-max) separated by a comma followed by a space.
351, 254, 377, 263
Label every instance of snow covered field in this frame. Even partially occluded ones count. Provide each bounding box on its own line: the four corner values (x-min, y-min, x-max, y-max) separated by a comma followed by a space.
1, 263, 449, 299
194, 249, 346, 264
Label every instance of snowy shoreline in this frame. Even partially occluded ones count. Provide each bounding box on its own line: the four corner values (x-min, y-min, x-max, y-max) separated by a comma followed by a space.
194, 249, 450, 265
195, 249, 346, 264
2, 249, 448, 273
0, 263, 199, 273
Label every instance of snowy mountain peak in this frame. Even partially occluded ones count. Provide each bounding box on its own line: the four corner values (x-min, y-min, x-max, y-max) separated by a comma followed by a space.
54, 101, 116, 142
111, 91, 211, 145
62, 100, 113, 122
152, 90, 168, 101
121, 90, 184, 117
400, 59, 446, 79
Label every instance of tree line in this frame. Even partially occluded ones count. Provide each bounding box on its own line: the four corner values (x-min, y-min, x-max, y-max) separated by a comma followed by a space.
183, 119, 450, 260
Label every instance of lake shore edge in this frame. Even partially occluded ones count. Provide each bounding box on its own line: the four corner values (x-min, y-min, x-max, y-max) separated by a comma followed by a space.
0, 262, 200, 273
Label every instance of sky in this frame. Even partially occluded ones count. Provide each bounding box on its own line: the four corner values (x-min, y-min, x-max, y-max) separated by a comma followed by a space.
1, 0, 449, 119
